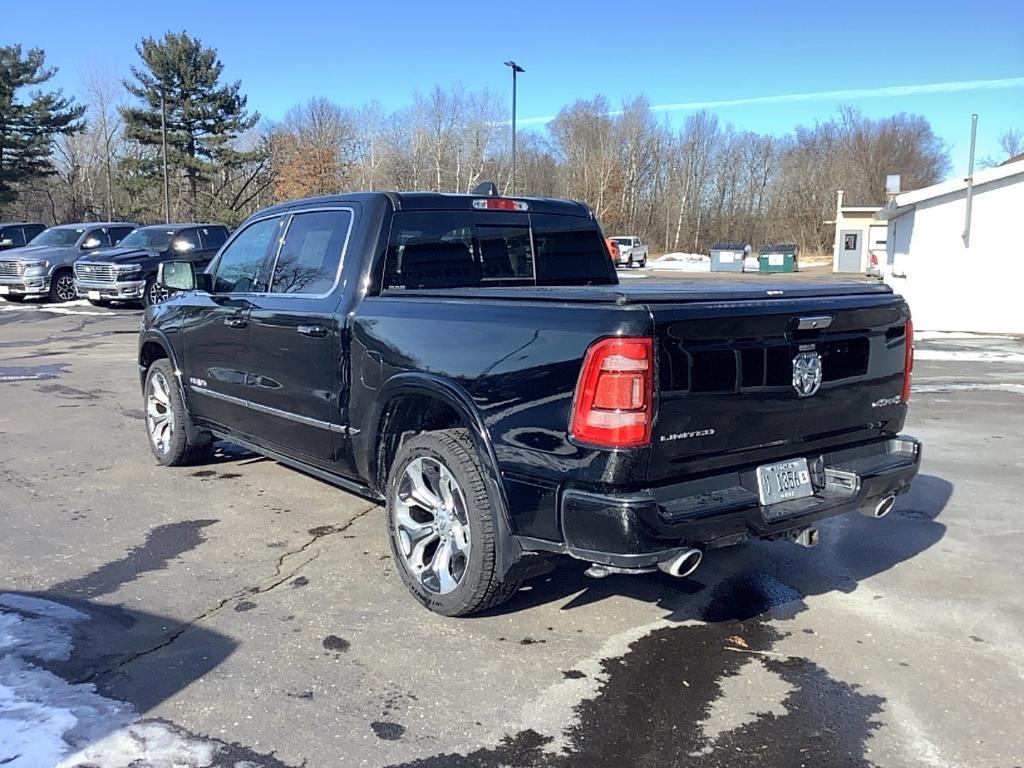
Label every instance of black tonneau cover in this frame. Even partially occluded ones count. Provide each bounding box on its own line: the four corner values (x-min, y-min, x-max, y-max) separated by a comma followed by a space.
387, 281, 893, 304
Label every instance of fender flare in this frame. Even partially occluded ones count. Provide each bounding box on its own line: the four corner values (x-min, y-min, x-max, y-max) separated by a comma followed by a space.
368, 371, 522, 576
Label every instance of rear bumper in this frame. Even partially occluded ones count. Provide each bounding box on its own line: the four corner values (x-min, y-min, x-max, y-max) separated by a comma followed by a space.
526, 435, 921, 568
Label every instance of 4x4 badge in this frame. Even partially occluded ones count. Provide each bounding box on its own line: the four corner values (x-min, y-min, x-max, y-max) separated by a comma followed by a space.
792, 352, 823, 397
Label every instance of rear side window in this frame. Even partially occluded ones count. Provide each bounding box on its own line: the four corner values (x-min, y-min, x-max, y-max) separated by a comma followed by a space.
0, 227, 25, 247
201, 227, 228, 250
384, 211, 614, 290
212, 216, 282, 293
109, 227, 135, 245
269, 209, 352, 295
176, 229, 202, 251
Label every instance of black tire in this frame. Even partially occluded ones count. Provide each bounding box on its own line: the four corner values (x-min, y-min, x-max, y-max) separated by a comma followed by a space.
48, 270, 76, 303
1, 294, 26, 302
143, 359, 211, 466
386, 428, 518, 616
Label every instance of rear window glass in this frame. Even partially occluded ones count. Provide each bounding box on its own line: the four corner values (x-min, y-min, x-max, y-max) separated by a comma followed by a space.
383, 211, 614, 290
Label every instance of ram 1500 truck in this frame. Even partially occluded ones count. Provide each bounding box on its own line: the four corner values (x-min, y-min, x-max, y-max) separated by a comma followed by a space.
140, 189, 920, 616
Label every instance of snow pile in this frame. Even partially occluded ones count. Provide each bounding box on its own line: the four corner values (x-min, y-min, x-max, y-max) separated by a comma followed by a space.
648, 253, 711, 272
0, 594, 220, 768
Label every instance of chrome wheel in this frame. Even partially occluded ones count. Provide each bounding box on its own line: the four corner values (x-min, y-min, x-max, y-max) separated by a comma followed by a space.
393, 456, 471, 595
54, 274, 76, 302
148, 280, 169, 305
146, 370, 175, 456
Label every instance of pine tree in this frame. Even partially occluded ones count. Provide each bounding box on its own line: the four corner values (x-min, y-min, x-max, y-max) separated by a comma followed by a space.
0, 46, 85, 207
122, 31, 260, 218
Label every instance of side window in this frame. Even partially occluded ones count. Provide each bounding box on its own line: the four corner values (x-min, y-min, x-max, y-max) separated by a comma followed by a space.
269, 210, 352, 295
109, 225, 134, 243
175, 229, 202, 251
84, 229, 112, 248
200, 227, 228, 250
0, 227, 23, 246
212, 217, 282, 294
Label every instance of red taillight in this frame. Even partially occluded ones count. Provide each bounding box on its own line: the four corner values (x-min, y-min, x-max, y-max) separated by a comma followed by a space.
902, 319, 914, 403
870, 253, 879, 266
472, 198, 529, 211
570, 337, 654, 448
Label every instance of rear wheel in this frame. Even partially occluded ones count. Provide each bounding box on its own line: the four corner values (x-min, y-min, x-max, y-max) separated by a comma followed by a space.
386, 428, 518, 616
48, 270, 76, 303
144, 359, 211, 466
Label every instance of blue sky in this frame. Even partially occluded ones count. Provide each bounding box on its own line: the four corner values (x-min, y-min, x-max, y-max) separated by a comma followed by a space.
12, 0, 1024, 177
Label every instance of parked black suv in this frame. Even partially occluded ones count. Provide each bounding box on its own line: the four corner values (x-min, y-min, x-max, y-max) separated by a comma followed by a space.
75, 223, 229, 306
140, 189, 920, 616
0, 222, 45, 251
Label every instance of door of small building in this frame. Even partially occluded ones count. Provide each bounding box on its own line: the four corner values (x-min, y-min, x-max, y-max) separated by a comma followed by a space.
838, 230, 864, 272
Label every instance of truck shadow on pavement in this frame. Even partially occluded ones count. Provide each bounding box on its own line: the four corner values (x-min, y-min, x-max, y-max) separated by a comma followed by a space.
389, 474, 952, 768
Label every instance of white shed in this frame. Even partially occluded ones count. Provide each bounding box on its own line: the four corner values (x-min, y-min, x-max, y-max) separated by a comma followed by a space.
875, 159, 1024, 333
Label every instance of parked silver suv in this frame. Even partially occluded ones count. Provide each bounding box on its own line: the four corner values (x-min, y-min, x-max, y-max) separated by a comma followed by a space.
610, 235, 648, 268
0, 222, 137, 303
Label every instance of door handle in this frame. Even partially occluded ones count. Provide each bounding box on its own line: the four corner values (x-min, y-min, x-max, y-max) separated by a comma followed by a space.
297, 324, 328, 338
223, 315, 248, 329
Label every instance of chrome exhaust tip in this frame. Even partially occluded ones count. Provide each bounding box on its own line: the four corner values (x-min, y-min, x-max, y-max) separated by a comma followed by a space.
862, 495, 897, 519
657, 548, 703, 578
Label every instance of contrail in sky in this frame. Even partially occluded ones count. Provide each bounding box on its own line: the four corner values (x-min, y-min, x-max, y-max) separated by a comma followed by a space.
516, 76, 1024, 126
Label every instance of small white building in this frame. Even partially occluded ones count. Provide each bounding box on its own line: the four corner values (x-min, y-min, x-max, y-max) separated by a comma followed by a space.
831, 192, 886, 273
875, 159, 1024, 333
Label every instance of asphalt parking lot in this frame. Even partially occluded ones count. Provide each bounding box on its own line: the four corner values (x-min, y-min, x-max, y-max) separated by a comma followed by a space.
1, 279, 1022, 768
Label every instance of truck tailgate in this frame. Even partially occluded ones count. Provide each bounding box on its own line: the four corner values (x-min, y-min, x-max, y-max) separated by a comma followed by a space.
648, 292, 910, 485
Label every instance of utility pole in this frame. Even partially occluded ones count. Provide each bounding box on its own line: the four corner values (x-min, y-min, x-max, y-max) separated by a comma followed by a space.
504, 60, 525, 196
963, 113, 978, 247
160, 87, 171, 224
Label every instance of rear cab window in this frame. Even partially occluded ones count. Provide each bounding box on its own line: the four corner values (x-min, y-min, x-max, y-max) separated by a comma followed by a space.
383, 211, 615, 290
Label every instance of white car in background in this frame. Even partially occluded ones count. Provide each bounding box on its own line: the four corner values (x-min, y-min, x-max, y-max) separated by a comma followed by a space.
610, 236, 648, 268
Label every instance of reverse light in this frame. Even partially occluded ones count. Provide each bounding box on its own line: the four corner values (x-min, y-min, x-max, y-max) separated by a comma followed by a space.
902, 320, 914, 404
570, 337, 654, 448
472, 198, 529, 211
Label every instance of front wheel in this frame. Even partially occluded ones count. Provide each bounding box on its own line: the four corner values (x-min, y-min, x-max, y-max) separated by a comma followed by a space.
48, 271, 76, 303
386, 428, 518, 616
143, 277, 169, 307
144, 359, 211, 466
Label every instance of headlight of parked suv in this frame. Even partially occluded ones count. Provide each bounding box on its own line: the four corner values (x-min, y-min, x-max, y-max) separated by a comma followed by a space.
116, 263, 143, 280
22, 260, 49, 272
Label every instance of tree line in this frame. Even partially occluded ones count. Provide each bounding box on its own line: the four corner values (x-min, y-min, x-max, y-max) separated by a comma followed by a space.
2, 34, 1018, 254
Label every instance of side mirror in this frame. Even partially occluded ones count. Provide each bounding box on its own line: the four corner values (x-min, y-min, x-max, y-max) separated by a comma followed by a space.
173, 239, 196, 253
159, 261, 197, 291
81, 237, 102, 250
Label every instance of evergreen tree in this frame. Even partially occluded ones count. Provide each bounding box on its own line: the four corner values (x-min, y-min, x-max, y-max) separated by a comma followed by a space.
122, 31, 259, 218
0, 45, 85, 207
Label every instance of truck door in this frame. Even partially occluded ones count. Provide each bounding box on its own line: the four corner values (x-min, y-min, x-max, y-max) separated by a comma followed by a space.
182, 215, 284, 436
245, 207, 355, 470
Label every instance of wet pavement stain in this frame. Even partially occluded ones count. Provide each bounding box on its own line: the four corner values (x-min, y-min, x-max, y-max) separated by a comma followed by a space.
0, 363, 68, 382
290, 576, 309, 588
192, 469, 217, 478
234, 600, 257, 612
50, 519, 219, 599
387, 571, 885, 768
372, 721, 407, 741
323, 635, 351, 652
35, 382, 102, 400
561, 670, 586, 680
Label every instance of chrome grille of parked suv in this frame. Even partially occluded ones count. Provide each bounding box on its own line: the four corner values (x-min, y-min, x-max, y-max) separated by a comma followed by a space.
0, 261, 25, 279
74, 263, 119, 283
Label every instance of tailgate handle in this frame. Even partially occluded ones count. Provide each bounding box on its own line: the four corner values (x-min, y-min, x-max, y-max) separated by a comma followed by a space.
797, 315, 834, 330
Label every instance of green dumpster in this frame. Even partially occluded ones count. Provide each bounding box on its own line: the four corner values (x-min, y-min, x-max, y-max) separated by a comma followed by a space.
758, 244, 799, 273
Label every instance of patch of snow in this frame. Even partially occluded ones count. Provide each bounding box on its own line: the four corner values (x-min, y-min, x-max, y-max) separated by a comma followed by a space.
913, 383, 1024, 395
617, 272, 649, 279
916, 331, 1017, 341
649, 253, 711, 272
0, 593, 230, 768
914, 349, 1024, 363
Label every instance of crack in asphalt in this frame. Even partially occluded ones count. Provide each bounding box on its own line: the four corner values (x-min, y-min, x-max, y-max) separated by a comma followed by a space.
73, 503, 379, 684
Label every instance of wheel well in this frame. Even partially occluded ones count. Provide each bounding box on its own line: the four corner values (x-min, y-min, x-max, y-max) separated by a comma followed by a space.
139, 340, 169, 372
376, 394, 465, 491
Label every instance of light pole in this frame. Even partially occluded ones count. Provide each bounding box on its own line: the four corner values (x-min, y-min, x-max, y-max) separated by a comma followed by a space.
159, 87, 170, 224
504, 60, 524, 196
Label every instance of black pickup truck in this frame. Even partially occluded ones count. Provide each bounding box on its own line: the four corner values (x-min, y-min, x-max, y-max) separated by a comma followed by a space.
140, 189, 920, 616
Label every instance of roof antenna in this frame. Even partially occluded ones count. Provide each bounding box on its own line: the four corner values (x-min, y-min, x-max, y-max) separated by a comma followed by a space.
471, 181, 499, 196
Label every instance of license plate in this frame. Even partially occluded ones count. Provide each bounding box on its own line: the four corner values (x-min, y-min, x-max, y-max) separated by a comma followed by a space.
0, 286, 8, 295
756, 458, 813, 505
88, 290, 101, 301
